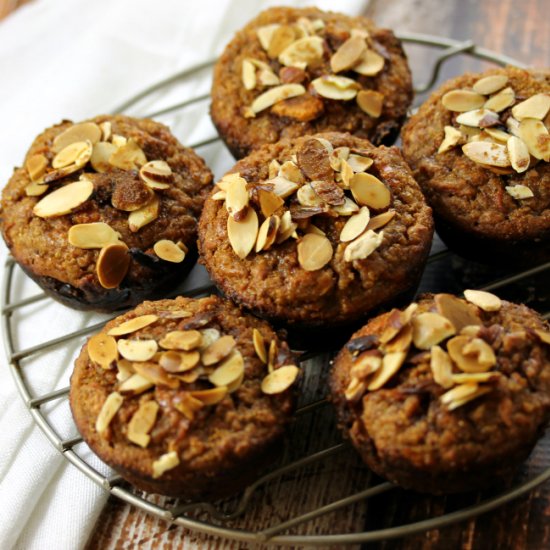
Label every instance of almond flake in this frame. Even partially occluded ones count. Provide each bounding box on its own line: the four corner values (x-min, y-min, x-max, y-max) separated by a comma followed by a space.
267, 339, 277, 373
99, 121, 112, 141
484, 128, 511, 143
140, 160, 173, 190
116, 359, 134, 382
128, 401, 159, 448
268, 25, 296, 58
133, 361, 179, 389
112, 134, 127, 147
96, 242, 131, 289
253, 328, 267, 363
331, 35, 366, 73
248, 84, 306, 116
357, 90, 384, 118
340, 206, 370, 242
278, 36, 324, 69
209, 351, 245, 387
154, 239, 186, 263
268, 159, 281, 179
463, 289, 502, 311
95, 392, 123, 435
117, 339, 158, 362
26, 153, 48, 182
278, 160, 304, 184
52, 122, 102, 153
33, 177, 93, 218
456, 108, 499, 128
258, 69, 280, 87
434, 293, 482, 331
268, 176, 301, 198
227, 207, 258, 259
311, 180, 345, 206
255, 214, 280, 252
462, 141, 511, 167
511, 93, 550, 121
440, 383, 490, 410
212, 190, 226, 201
107, 314, 158, 336
296, 184, 323, 207
109, 138, 147, 170
349, 172, 391, 209
311, 75, 359, 101
159, 330, 202, 351
332, 197, 360, 216
202, 335, 236, 366
344, 229, 383, 262
162, 350, 200, 373
68, 222, 121, 249
353, 48, 385, 76
242, 59, 257, 90
276, 210, 298, 243
442, 90, 485, 112
447, 335, 496, 373
506, 136, 530, 173
430, 345, 454, 388
472, 74, 508, 95
535, 330, 550, 345
258, 189, 284, 217
225, 174, 249, 219
367, 351, 406, 390
517, 118, 550, 161
438, 126, 463, 154
128, 194, 159, 232
88, 333, 118, 368
90, 142, 117, 172
451, 372, 496, 384
297, 233, 333, 271
257, 24, 280, 51
25, 182, 49, 196
190, 387, 228, 405
366, 209, 395, 231
351, 353, 382, 380
345, 377, 366, 402
152, 451, 180, 479
118, 373, 154, 394
347, 154, 373, 172
484, 86, 515, 112
412, 312, 456, 350
52, 140, 92, 170
199, 328, 221, 350
261, 365, 299, 394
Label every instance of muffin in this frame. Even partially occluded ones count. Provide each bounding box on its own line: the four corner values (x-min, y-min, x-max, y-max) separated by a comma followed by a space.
330, 291, 550, 494
198, 132, 434, 329
70, 295, 298, 499
401, 67, 550, 263
1, 115, 213, 311
211, 6, 413, 158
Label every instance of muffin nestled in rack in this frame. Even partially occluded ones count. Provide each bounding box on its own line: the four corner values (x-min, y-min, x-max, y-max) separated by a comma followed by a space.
70, 295, 298, 499
330, 291, 550, 494
198, 132, 433, 328
1, 115, 212, 311
211, 6, 413, 158
401, 67, 550, 263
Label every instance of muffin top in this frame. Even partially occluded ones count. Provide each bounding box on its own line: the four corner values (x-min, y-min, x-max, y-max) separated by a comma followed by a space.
330, 291, 550, 473
70, 295, 297, 487
199, 132, 433, 326
401, 67, 550, 242
211, 6, 413, 158
1, 115, 213, 308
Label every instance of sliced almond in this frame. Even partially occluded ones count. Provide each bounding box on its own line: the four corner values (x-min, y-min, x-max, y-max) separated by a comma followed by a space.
268, 159, 281, 179
117, 339, 158, 362
451, 372, 496, 384
350, 172, 391, 209
248, 84, 306, 116
440, 383, 489, 410
95, 391, 123, 435
118, 373, 154, 395
153, 239, 186, 263
268, 25, 296, 58
463, 289, 502, 311
133, 361, 179, 389
190, 387, 228, 405
25, 182, 49, 196
340, 206, 370, 242
225, 174, 249, 219
108, 315, 158, 337
442, 90, 485, 112
255, 215, 280, 252
242, 59, 257, 90
209, 351, 244, 387
350, 353, 382, 380
517, 118, 550, 161
276, 210, 298, 243
88, 333, 118, 369
52, 122, 102, 153
253, 328, 267, 363
353, 48, 385, 76
506, 136, 530, 173
52, 140, 93, 169
366, 210, 395, 231
68, 222, 121, 249
212, 190, 227, 201
91, 142, 117, 172
447, 335, 496, 373
297, 184, 324, 207
484, 128, 511, 143
26, 153, 48, 182
96, 242, 131, 289
356, 90, 384, 118
109, 138, 147, 170
384, 324, 413, 354
347, 154, 373, 173
128, 194, 159, 232
461, 325, 482, 337
227, 207, 259, 259
456, 108, 499, 127
438, 126, 463, 154
267, 339, 277, 373
116, 359, 134, 382
535, 330, 550, 345
257, 24, 280, 51
99, 121, 112, 141
310, 180, 345, 206
311, 75, 359, 101
332, 196, 360, 216
484, 86, 515, 112
268, 176, 301, 198
473, 74, 508, 95
159, 330, 202, 351
258, 68, 280, 87
430, 345, 454, 388
174, 392, 204, 419
112, 134, 127, 147
297, 233, 333, 271
412, 312, 456, 350
127, 401, 159, 448
344, 229, 383, 262
160, 350, 200, 373
140, 160, 173, 190
511, 93, 550, 121
202, 335, 236, 366
258, 189, 284, 217
278, 36, 324, 69
331, 35, 366, 73
462, 141, 511, 167
261, 365, 299, 394
199, 328, 221, 350
33, 177, 93, 218
367, 352, 407, 390
434, 293, 482, 331
278, 160, 305, 184
345, 377, 366, 402
152, 451, 180, 479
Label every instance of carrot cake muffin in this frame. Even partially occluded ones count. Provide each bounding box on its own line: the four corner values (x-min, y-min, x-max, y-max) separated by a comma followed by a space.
330, 291, 550, 494
211, 6, 413, 158
401, 67, 550, 263
70, 295, 298, 499
1, 115, 213, 311
198, 132, 434, 328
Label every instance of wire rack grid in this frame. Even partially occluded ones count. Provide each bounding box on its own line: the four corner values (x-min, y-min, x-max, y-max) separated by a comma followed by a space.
2, 33, 550, 546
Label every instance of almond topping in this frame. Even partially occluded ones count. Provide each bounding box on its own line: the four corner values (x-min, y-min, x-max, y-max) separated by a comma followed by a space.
128, 194, 160, 232
33, 177, 93, 218
153, 239, 186, 263
88, 333, 118, 369
190, 387, 228, 405
340, 206, 370, 242
261, 365, 299, 394
472, 74, 509, 95
349, 172, 391, 209
268, 25, 296, 58
511, 93, 550, 121
462, 141, 511, 167
268, 176, 301, 198
227, 207, 259, 259
311, 75, 359, 101
68, 222, 122, 249
225, 174, 249, 219
330, 35, 366, 73
278, 36, 324, 69
440, 383, 490, 410
507, 135, 531, 173
442, 90, 485, 112
412, 312, 456, 350
140, 160, 173, 190
356, 90, 384, 118
430, 345, 454, 388
128, 401, 159, 448
52, 122, 102, 153
174, 393, 204, 419
25, 182, 49, 197
209, 351, 245, 387
152, 451, 180, 479
91, 141, 118, 173
108, 315, 158, 336
117, 339, 158, 362
26, 153, 48, 182
434, 293, 482, 330
484, 86, 515, 112
535, 330, 550, 345
95, 392, 123, 435
159, 350, 200, 372
438, 126, 463, 154
297, 233, 333, 271
96, 242, 131, 289
202, 335, 236, 366
258, 189, 284, 218
367, 352, 407, 390
159, 330, 202, 351
517, 118, 549, 161
255, 214, 280, 252
447, 335, 496, 373
351, 353, 382, 380
257, 24, 280, 50
253, 328, 267, 363
344, 229, 383, 262
347, 154, 373, 173
52, 140, 92, 169
456, 108, 499, 127
332, 197, 360, 216
133, 362, 179, 389
248, 84, 306, 116
463, 289, 502, 311
109, 138, 147, 170
353, 48, 385, 76
267, 339, 277, 373
118, 373, 154, 395
116, 359, 134, 382
366, 209, 395, 231
242, 59, 257, 90
451, 372, 496, 384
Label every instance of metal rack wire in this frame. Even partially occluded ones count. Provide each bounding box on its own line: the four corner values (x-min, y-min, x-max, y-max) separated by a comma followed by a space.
2, 34, 549, 546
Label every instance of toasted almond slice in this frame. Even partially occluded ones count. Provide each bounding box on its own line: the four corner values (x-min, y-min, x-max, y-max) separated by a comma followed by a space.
128, 194, 159, 232
33, 177, 93, 218
461, 325, 482, 337
133, 361, 179, 389
297, 184, 324, 207
462, 141, 511, 167
258, 69, 280, 86
242, 59, 257, 90
350, 172, 391, 209
159, 330, 202, 351
96, 242, 131, 289
212, 190, 227, 201
52, 140, 93, 169
350, 353, 382, 380
152, 451, 180, 479
253, 328, 267, 363
268, 176, 301, 198
456, 108, 499, 127
340, 206, 370, 242
202, 335, 236, 366
91, 142, 117, 172
107, 314, 158, 336
438, 126, 463, 154
161, 350, 200, 373
258, 189, 284, 217
88, 333, 118, 368
248, 84, 306, 116
112, 134, 127, 147
331, 147, 351, 171
268, 159, 281, 179
463, 289, 502, 311
434, 293, 482, 331
384, 324, 413, 354
276, 210, 298, 243
209, 351, 245, 387
197, 328, 220, 350
52, 122, 102, 153
279, 160, 305, 184
267, 339, 277, 373
356, 90, 384, 118
26, 153, 48, 182
217, 172, 242, 192
345, 377, 367, 401
512, 93, 550, 121
366, 209, 395, 231
347, 154, 373, 173
412, 312, 456, 350
278, 36, 324, 69
344, 229, 383, 262
95, 391, 123, 435
153, 239, 186, 263
225, 174, 249, 218
268, 24, 296, 58
451, 372, 496, 384
68, 222, 121, 249
367, 352, 407, 390
174, 392, 204, 419
535, 330, 550, 345
100, 121, 111, 141
128, 401, 159, 448
190, 387, 228, 405
227, 371, 245, 393
379, 308, 408, 344
261, 365, 299, 394
353, 48, 385, 76
447, 335, 496, 373
116, 359, 134, 382
140, 160, 173, 190
117, 339, 158, 362
331, 35, 366, 73
473, 74, 509, 95
332, 197, 360, 217
227, 207, 259, 259
484, 86, 515, 112
257, 23, 280, 50
25, 182, 49, 196
484, 128, 511, 143
517, 118, 550, 161
311, 75, 359, 100
118, 373, 154, 394
430, 345, 454, 388
109, 138, 147, 170
442, 90, 485, 112
297, 233, 333, 271
506, 136, 530, 173
255, 214, 280, 252
440, 383, 482, 408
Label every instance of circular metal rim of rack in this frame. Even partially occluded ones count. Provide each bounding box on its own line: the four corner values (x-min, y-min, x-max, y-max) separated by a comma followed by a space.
2, 33, 548, 546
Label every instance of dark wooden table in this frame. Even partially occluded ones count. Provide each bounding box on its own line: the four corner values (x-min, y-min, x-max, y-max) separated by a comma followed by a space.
2, 0, 548, 548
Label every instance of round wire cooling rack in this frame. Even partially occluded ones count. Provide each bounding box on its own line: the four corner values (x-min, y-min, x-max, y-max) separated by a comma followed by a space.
3, 33, 550, 546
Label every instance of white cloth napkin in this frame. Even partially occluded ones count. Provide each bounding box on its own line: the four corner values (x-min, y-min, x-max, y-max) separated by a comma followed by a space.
0, 0, 368, 548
